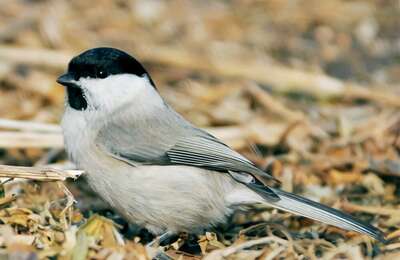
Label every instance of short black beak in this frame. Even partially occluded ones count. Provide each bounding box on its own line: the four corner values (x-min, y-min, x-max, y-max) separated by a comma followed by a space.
57, 73, 76, 87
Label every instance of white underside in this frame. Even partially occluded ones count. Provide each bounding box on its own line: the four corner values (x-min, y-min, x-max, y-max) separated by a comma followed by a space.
86, 163, 260, 234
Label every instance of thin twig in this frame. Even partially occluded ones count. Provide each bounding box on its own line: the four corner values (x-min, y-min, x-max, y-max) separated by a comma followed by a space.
0, 131, 63, 148
246, 82, 303, 121
341, 201, 400, 217
265, 246, 286, 260
0, 119, 61, 133
0, 45, 71, 69
0, 165, 82, 181
203, 236, 288, 260
0, 194, 17, 208
220, 236, 288, 257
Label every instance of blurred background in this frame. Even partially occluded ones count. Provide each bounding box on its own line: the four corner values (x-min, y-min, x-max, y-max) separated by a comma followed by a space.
0, 0, 399, 259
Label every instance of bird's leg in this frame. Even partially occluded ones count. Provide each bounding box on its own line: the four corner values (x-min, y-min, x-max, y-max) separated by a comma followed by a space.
147, 231, 176, 247
146, 231, 176, 260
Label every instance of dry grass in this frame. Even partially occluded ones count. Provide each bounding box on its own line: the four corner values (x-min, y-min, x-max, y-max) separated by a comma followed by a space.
0, 0, 399, 259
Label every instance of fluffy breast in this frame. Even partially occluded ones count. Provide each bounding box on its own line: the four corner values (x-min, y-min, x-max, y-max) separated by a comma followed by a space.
60, 106, 259, 235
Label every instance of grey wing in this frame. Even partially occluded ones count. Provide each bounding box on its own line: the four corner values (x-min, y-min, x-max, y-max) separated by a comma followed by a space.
166, 131, 280, 201
96, 113, 177, 165
166, 131, 275, 180
96, 113, 279, 201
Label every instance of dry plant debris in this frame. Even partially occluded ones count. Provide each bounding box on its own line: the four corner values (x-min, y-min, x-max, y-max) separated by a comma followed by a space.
0, 0, 399, 259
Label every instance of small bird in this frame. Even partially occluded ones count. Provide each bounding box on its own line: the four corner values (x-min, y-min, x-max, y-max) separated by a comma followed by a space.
57, 47, 385, 243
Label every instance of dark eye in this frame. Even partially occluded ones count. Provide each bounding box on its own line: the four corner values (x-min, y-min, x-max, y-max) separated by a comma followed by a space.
97, 70, 107, 79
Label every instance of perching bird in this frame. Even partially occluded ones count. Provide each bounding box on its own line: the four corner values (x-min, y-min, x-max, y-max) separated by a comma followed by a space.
57, 47, 385, 243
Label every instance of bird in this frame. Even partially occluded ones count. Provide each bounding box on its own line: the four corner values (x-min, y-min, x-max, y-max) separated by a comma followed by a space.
57, 47, 386, 243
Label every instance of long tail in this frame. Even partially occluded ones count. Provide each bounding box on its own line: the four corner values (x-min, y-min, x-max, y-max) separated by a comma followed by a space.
265, 188, 386, 243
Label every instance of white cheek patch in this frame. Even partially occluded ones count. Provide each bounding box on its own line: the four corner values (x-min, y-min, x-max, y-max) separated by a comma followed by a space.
76, 74, 160, 113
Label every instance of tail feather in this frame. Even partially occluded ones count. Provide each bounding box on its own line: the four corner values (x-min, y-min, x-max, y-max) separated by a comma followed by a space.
267, 188, 386, 243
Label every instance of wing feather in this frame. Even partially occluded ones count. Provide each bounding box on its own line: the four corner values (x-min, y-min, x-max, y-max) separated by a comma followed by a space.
96, 108, 278, 200
166, 134, 275, 181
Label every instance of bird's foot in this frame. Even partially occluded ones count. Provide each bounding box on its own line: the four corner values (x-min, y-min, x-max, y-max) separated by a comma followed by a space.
147, 231, 176, 247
